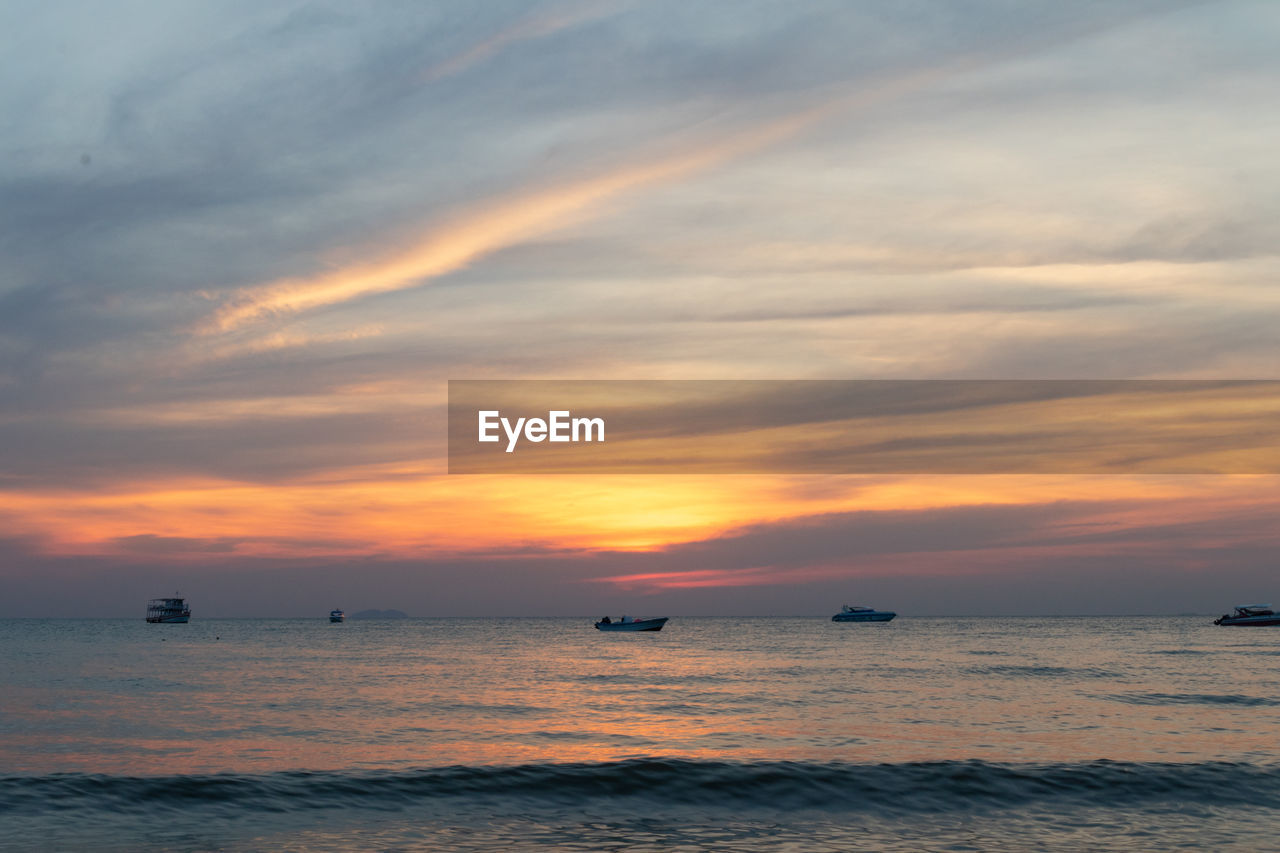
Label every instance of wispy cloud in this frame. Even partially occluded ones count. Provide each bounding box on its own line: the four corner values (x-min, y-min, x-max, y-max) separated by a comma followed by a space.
204, 109, 830, 333
590, 566, 832, 589
204, 61, 967, 335
420, 2, 615, 84
586, 490, 1280, 591
199, 1, 1207, 338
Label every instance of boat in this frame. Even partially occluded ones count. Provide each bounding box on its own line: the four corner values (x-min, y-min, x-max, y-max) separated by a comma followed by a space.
832, 604, 895, 623
1214, 604, 1280, 626
329, 609, 345, 623
146, 597, 191, 623
595, 615, 668, 631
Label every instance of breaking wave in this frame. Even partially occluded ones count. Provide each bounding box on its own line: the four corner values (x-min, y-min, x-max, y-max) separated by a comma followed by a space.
6, 759, 1280, 817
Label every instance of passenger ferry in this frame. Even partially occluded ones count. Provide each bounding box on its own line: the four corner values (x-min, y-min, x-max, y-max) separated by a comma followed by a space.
146, 597, 191, 623
330, 609, 345, 623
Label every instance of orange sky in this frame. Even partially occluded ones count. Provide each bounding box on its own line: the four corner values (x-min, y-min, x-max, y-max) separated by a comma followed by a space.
7, 468, 1278, 576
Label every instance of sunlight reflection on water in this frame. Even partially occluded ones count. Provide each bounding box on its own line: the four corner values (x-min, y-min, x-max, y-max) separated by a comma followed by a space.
4, 616, 1279, 774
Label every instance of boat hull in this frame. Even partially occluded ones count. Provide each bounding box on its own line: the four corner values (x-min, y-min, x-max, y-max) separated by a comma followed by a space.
832, 612, 895, 622
329, 616, 344, 623
146, 615, 190, 624
1215, 615, 1280, 626
595, 617, 668, 631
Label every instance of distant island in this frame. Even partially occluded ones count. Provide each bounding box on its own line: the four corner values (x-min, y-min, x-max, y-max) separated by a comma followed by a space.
348, 609, 410, 619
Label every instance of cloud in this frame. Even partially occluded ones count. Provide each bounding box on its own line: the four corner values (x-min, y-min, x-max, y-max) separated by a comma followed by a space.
587, 493, 1280, 592
201, 95, 862, 333
204, 0, 1189, 335
112, 534, 242, 554
449, 380, 1280, 474
111, 532, 373, 556
6, 482, 1280, 616
419, 2, 616, 84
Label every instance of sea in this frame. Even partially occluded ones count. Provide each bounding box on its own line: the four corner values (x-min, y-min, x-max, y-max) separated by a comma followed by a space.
3, 616, 1279, 851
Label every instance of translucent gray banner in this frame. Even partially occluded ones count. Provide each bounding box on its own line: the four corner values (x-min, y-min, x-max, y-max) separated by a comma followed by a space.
447, 380, 1280, 474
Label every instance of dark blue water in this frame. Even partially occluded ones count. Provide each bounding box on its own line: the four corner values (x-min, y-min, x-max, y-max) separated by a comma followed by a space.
4, 616, 1279, 850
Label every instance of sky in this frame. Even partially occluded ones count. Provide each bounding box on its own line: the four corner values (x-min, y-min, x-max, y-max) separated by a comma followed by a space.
2, 0, 1279, 616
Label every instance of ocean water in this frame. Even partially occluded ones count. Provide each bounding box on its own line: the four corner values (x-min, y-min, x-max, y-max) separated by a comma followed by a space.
3, 616, 1279, 851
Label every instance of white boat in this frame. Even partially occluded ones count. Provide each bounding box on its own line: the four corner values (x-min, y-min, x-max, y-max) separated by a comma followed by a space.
595, 615, 668, 631
329, 609, 345, 623
146, 597, 191, 623
1214, 604, 1280, 626
831, 604, 895, 623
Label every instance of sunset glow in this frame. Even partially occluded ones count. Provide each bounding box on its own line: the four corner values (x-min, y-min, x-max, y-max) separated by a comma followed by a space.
4, 0, 1280, 616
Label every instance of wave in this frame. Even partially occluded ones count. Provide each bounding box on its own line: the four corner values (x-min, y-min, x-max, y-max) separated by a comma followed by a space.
968, 664, 1123, 679
1107, 692, 1279, 707
5, 759, 1280, 817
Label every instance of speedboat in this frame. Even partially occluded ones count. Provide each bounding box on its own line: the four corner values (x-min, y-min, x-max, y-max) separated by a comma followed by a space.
1214, 604, 1280, 626
329, 609, 345, 623
595, 615, 668, 631
146, 597, 191, 623
832, 604, 895, 623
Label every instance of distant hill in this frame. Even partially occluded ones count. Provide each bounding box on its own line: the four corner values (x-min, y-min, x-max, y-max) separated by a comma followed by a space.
349, 609, 410, 619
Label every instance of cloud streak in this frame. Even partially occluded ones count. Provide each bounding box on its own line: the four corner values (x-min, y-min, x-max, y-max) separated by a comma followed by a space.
205, 107, 833, 332
204, 58, 973, 334
419, 2, 615, 84
200, 2, 1214, 339
586, 491, 1280, 592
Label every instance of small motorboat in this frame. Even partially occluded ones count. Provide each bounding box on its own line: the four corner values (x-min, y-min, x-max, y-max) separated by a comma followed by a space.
1214, 604, 1280, 626
832, 604, 895, 623
329, 609, 345, 623
595, 615, 668, 631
